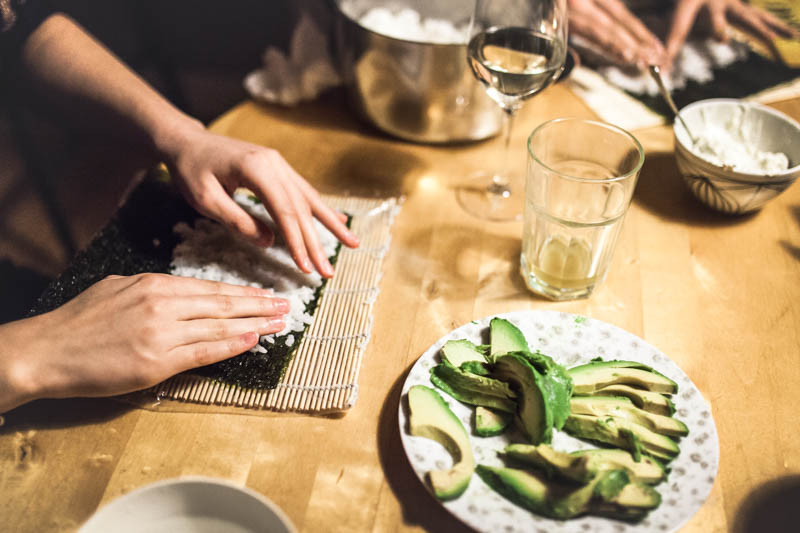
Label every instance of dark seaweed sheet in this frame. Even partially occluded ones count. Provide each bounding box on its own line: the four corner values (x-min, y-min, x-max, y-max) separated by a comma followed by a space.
628, 48, 800, 117
29, 178, 344, 390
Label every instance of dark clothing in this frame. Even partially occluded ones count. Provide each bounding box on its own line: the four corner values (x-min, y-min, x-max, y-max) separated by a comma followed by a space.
1, 0, 52, 73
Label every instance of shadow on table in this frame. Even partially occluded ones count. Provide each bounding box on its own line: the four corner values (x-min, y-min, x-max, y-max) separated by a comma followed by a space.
376, 369, 474, 533
0, 397, 134, 433
632, 152, 756, 227
779, 205, 800, 262
319, 142, 422, 199
733, 475, 800, 533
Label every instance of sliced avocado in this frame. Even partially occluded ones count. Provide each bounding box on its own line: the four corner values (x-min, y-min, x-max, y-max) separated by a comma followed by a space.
475, 406, 512, 437
475, 465, 552, 517
505, 443, 595, 484
568, 362, 678, 395
577, 449, 666, 485
570, 396, 688, 437
515, 350, 573, 430
564, 414, 680, 462
441, 339, 488, 367
592, 469, 630, 502
591, 384, 676, 415
430, 371, 517, 413
493, 354, 553, 444
490, 318, 529, 359
591, 481, 661, 521
407, 385, 475, 500
460, 361, 490, 376
433, 360, 516, 398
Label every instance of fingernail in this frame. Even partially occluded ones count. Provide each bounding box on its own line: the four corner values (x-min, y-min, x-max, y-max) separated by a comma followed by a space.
259, 288, 274, 296
274, 298, 290, 313
322, 261, 334, 278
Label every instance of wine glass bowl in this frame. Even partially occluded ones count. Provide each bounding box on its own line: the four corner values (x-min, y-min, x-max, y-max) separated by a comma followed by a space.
457, 0, 567, 221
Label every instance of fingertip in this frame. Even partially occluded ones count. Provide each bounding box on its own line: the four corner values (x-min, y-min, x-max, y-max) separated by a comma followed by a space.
242, 331, 260, 347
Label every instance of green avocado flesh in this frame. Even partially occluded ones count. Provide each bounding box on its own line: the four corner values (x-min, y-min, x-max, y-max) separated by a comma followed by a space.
476, 465, 657, 521
570, 396, 689, 437
475, 406, 512, 437
590, 384, 676, 415
564, 414, 680, 462
506, 444, 666, 485
490, 318, 529, 359
568, 362, 678, 395
442, 339, 488, 367
492, 354, 553, 444
430, 360, 517, 413
408, 385, 475, 500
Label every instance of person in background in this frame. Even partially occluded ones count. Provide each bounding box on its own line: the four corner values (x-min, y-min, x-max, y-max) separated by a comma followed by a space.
568, 0, 797, 70
0, 3, 359, 413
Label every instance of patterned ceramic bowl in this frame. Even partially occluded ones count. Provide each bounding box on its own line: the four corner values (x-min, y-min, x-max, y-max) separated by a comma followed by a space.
673, 99, 800, 214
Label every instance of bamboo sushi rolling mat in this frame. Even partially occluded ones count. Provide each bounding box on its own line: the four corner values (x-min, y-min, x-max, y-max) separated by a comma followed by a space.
133, 194, 401, 415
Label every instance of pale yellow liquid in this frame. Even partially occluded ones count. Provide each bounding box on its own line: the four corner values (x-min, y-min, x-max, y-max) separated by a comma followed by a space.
529, 234, 597, 290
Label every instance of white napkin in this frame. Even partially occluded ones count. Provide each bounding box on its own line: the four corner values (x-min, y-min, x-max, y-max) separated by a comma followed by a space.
244, 13, 341, 106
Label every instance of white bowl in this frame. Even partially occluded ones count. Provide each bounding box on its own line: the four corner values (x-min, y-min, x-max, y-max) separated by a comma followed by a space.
78, 477, 296, 533
673, 99, 800, 214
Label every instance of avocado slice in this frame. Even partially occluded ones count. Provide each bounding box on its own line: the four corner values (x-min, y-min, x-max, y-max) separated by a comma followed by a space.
505, 443, 595, 484
441, 339, 488, 367
564, 414, 680, 462
492, 354, 554, 444
590, 384, 676, 415
570, 396, 689, 437
477, 465, 638, 520
460, 361, 490, 376
490, 318, 529, 359
475, 406, 512, 437
576, 449, 666, 485
407, 385, 475, 500
568, 361, 678, 395
515, 350, 573, 430
430, 370, 517, 413
591, 481, 662, 521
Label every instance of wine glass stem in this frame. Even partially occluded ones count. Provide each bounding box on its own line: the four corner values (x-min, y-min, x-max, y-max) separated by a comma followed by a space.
490, 109, 517, 197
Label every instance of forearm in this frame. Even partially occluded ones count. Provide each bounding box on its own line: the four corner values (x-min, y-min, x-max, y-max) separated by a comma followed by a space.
18, 13, 203, 158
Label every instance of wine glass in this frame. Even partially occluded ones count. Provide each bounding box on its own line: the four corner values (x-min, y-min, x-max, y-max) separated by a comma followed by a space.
457, 0, 568, 221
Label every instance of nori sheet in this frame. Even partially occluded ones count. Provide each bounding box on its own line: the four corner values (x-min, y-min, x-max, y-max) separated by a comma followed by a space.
627, 48, 800, 117
29, 178, 344, 390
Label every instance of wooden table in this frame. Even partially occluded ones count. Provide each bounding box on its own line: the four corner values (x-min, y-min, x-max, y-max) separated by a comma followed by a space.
2, 85, 799, 532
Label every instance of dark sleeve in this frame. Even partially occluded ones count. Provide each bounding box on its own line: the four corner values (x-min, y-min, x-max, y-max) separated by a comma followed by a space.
1, 0, 54, 71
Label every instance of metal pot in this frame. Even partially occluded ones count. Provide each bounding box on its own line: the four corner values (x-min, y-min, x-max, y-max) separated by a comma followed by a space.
332, 0, 503, 144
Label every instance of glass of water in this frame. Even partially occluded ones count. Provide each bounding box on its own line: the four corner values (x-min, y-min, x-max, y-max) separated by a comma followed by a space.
521, 118, 644, 300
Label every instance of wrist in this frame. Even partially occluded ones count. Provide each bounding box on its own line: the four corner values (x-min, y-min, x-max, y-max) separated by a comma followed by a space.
150, 113, 206, 162
0, 318, 45, 412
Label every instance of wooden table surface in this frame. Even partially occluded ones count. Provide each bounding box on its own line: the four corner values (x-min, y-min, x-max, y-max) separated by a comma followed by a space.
2, 84, 799, 532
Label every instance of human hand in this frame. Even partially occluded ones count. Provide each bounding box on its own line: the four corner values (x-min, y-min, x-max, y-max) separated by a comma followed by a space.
0, 273, 288, 411
665, 0, 798, 69
568, 0, 666, 69
159, 123, 359, 279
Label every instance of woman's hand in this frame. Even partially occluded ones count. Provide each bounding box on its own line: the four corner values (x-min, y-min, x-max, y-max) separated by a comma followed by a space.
665, 0, 797, 68
568, 0, 666, 69
159, 124, 359, 279
0, 273, 289, 412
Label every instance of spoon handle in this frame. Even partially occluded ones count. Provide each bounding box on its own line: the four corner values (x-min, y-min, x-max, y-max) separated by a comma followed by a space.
649, 65, 697, 144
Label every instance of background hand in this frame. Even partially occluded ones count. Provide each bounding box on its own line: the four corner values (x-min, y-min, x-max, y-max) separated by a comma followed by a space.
0, 273, 289, 411
665, 0, 798, 69
568, 0, 666, 69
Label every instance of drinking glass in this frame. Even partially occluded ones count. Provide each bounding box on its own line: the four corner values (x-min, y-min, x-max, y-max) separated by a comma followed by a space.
457, 0, 567, 221
521, 118, 644, 300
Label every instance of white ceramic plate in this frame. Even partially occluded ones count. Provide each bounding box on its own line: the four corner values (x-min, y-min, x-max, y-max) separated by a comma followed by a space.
79, 477, 296, 533
398, 310, 719, 533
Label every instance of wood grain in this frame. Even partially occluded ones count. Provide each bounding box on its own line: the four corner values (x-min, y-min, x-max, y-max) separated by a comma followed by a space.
2, 86, 799, 532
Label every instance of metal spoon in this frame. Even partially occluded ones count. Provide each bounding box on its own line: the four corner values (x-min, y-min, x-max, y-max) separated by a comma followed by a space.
648, 65, 698, 145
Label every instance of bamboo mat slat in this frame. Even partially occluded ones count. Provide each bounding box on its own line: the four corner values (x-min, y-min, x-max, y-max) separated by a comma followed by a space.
140, 194, 401, 414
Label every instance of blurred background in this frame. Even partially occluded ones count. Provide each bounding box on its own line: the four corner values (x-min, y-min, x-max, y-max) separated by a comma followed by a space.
0, 0, 332, 322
